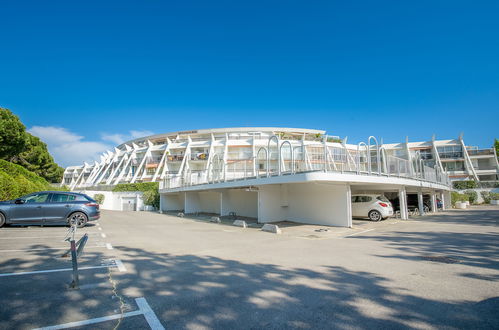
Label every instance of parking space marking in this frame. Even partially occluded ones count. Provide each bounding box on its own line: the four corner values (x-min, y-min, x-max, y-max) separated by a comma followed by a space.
0, 244, 106, 253
342, 228, 375, 238
101, 233, 106, 238
106, 243, 113, 250
34, 310, 143, 330
0, 259, 126, 277
136, 297, 166, 330
98, 227, 102, 231
33, 297, 164, 330
115, 259, 127, 272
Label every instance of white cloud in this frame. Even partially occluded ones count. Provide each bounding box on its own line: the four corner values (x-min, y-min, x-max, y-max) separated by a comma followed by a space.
101, 130, 154, 145
28, 126, 112, 168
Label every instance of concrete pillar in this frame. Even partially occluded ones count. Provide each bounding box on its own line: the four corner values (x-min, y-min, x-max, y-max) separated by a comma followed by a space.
430, 192, 437, 212
398, 187, 408, 220
442, 190, 451, 210
346, 184, 352, 228
417, 190, 425, 216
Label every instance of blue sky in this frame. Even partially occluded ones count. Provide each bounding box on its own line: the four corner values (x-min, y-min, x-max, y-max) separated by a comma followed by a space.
1, 1, 498, 166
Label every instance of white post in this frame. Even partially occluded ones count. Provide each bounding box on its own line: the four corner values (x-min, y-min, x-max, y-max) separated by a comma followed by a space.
398, 187, 408, 220
417, 190, 425, 216
431, 192, 437, 213
346, 184, 352, 228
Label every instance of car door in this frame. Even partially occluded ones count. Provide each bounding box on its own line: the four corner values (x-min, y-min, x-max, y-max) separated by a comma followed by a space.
44, 193, 75, 223
9, 193, 50, 224
358, 196, 372, 217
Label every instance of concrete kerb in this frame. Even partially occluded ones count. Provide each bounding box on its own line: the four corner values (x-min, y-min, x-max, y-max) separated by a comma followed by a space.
210, 216, 221, 223
261, 224, 282, 234
233, 220, 247, 228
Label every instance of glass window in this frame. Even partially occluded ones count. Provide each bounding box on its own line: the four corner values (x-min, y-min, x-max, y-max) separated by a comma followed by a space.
376, 196, 389, 202
51, 194, 76, 202
76, 194, 93, 202
24, 193, 49, 203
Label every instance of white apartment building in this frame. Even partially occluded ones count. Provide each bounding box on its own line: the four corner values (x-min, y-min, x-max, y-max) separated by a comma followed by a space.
63, 128, 498, 189
62, 127, 497, 227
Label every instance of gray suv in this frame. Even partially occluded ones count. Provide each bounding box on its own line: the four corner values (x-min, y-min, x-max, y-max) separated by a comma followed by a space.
0, 191, 100, 228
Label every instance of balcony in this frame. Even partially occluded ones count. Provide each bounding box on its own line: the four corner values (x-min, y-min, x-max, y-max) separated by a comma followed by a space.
167, 155, 184, 162
189, 153, 209, 161
439, 152, 463, 159
467, 149, 494, 156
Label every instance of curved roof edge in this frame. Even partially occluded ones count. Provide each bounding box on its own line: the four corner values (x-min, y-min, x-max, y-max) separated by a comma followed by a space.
118, 127, 326, 147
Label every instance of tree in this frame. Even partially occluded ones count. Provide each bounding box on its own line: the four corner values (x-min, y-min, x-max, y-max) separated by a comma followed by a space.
495, 139, 499, 160
0, 108, 27, 160
11, 133, 64, 183
0, 107, 64, 183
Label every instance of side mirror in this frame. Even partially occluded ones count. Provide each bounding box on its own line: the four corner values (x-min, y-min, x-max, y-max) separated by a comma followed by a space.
14, 199, 25, 205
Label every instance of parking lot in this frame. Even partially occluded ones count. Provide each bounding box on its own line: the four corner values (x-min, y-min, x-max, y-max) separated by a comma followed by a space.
0, 206, 498, 329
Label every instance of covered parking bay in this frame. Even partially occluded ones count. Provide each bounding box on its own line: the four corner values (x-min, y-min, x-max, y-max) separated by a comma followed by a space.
159, 173, 452, 228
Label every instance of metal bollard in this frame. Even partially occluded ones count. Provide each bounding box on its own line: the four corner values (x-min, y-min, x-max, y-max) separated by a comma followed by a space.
69, 239, 79, 289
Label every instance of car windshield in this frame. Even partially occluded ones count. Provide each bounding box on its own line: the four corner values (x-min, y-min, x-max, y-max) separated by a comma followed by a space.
376, 196, 390, 202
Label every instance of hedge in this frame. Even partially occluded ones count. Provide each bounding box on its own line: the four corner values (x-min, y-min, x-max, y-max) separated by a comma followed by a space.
0, 159, 66, 201
112, 182, 159, 192
453, 180, 477, 190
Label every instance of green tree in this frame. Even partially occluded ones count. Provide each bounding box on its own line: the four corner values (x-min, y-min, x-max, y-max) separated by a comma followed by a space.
0, 107, 27, 160
11, 133, 64, 183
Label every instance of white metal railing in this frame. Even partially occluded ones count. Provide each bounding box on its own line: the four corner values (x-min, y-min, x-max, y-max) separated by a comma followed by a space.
160, 136, 452, 190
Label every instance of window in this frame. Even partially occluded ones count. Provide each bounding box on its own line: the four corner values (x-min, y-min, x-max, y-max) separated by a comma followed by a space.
376, 196, 389, 202
352, 196, 372, 203
51, 194, 76, 202
24, 193, 49, 203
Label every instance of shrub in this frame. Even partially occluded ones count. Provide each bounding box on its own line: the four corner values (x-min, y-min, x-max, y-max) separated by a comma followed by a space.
479, 191, 498, 204
0, 159, 57, 201
464, 190, 478, 204
94, 193, 105, 205
453, 180, 477, 190
112, 182, 159, 192
451, 191, 468, 206
143, 189, 160, 209
481, 191, 491, 204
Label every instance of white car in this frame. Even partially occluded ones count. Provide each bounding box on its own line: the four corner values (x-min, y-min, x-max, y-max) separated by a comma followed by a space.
351, 194, 394, 221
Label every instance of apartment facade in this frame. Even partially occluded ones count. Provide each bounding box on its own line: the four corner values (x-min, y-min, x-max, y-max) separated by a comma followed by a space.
62, 128, 498, 190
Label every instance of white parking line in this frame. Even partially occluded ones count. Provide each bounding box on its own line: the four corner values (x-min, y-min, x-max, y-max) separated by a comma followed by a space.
0, 260, 125, 277
106, 243, 113, 250
101, 233, 106, 238
136, 297, 165, 330
98, 227, 102, 231
114, 259, 127, 272
342, 228, 375, 238
0, 245, 107, 253
34, 310, 143, 330
33, 297, 164, 330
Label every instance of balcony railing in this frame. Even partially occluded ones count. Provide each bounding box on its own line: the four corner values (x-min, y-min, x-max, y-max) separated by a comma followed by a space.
439, 152, 464, 159
160, 142, 452, 190
467, 149, 494, 156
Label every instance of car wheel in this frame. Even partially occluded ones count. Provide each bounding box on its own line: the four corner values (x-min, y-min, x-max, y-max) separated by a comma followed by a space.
368, 210, 382, 222
68, 212, 87, 228
0, 213, 5, 228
